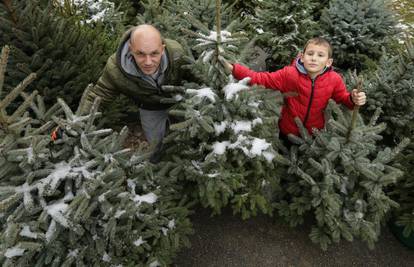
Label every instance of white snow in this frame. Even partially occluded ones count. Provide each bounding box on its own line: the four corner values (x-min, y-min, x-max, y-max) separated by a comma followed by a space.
252, 118, 263, 126
115, 210, 126, 218
102, 252, 111, 262
46, 220, 56, 242
132, 193, 158, 204
201, 50, 215, 63
214, 121, 228, 135
223, 77, 251, 100
250, 138, 271, 156
45, 201, 69, 228
256, 28, 264, 34
20, 225, 38, 239
27, 146, 34, 163
263, 152, 275, 162
133, 236, 146, 247
168, 219, 176, 229
196, 30, 233, 45
37, 162, 71, 195
4, 246, 25, 258
211, 135, 274, 162
127, 179, 136, 192
212, 141, 231, 155
186, 87, 216, 103
67, 249, 79, 258
231, 121, 252, 134
174, 94, 184, 102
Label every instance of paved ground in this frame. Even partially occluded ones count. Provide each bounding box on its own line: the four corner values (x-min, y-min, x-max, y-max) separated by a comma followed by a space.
174, 207, 414, 267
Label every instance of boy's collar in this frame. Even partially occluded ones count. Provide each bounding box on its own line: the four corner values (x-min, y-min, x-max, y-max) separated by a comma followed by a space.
295, 57, 331, 77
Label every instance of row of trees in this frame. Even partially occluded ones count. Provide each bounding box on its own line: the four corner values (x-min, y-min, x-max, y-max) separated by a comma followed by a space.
1, 0, 414, 265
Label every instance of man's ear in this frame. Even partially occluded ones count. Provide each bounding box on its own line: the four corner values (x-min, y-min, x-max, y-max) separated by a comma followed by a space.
326, 58, 333, 67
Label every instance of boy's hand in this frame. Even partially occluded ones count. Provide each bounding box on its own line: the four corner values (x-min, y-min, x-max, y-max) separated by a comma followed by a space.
218, 56, 233, 75
351, 89, 366, 106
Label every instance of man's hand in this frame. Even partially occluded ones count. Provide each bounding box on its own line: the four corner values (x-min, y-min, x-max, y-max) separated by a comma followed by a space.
351, 89, 366, 106
218, 56, 233, 75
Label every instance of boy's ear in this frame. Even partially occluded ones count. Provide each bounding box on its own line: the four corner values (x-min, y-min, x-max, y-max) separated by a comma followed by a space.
326, 58, 333, 67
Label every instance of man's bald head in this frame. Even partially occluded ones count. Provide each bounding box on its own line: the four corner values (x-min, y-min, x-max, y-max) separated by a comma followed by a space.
129, 24, 165, 75
130, 24, 163, 47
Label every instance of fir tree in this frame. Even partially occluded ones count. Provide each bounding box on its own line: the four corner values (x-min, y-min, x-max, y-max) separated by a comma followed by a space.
137, 0, 249, 52
51, 0, 126, 32
358, 40, 414, 142
158, 0, 286, 219
390, 142, 414, 238
320, 0, 398, 72
274, 99, 409, 249
0, 45, 192, 266
253, 0, 320, 71
0, 0, 116, 108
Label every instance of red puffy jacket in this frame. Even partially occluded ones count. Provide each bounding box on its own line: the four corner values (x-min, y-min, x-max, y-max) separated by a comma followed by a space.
232, 59, 354, 136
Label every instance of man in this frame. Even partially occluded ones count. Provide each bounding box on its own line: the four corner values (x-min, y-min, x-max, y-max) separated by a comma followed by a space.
82, 24, 191, 162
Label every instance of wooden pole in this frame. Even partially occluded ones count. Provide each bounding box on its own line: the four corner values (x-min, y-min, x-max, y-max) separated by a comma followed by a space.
347, 75, 363, 142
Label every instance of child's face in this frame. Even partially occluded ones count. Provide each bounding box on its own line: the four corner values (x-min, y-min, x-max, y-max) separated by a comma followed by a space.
300, 43, 333, 79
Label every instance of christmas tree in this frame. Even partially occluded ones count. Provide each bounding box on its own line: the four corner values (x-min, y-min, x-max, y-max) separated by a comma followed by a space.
359, 40, 414, 142
320, 0, 398, 72
0, 0, 116, 108
0, 45, 192, 266
253, 0, 319, 71
159, 0, 286, 219
274, 97, 409, 249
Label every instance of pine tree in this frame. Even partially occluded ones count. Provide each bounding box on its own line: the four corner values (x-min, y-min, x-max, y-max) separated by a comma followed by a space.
274, 99, 409, 250
358, 40, 414, 142
391, 142, 414, 238
158, 1, 287, 219
320, 0, 398, 72
0, 45, 192, 266
0, 0, 116, 108
253, 0, 320, 71
51, 0, 126, 32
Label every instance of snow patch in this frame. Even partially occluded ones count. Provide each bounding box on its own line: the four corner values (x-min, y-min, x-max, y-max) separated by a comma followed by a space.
5, 246, 25, 258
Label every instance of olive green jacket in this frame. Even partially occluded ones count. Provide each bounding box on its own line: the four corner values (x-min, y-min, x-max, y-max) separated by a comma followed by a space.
82, 30, 189, 112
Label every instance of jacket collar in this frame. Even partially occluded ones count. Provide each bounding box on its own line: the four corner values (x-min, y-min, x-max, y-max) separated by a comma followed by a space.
295, 57, 331, 77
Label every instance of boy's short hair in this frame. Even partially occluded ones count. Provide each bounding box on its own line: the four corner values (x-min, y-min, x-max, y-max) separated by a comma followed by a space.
303, 37, 333, 58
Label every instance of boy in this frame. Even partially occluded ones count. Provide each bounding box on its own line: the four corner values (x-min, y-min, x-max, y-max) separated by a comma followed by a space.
222, 37, 366, 143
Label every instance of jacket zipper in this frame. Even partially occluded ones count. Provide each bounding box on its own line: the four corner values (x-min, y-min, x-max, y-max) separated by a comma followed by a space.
303, 78, 316, 126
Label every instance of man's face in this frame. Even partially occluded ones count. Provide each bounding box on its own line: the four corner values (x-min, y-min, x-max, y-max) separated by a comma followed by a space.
301, 43, 333, 78
129, 37, 165, 75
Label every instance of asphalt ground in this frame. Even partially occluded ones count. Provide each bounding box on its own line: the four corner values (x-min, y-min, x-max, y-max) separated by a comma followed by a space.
174, 207, 414, 267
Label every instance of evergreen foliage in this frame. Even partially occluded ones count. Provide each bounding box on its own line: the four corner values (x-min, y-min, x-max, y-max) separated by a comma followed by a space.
274, 101, 409, 249
391, 143, 414, 238
0, 46, 192, 266
159, 2, 285, 219
320, 0, 398, 72
0, 0, 116, 108
253, 0, 320, 71
51, 0, 126, 32
360, 40, 414, 141
391, 0, 414, 41
137, 0, 248, 52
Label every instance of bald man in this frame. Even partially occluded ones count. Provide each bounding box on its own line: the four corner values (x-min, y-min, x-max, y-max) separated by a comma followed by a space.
82, 25, 191, 162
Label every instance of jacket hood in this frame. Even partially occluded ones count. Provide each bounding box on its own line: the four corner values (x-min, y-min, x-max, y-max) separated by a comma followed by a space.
295, 57, 331, 77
